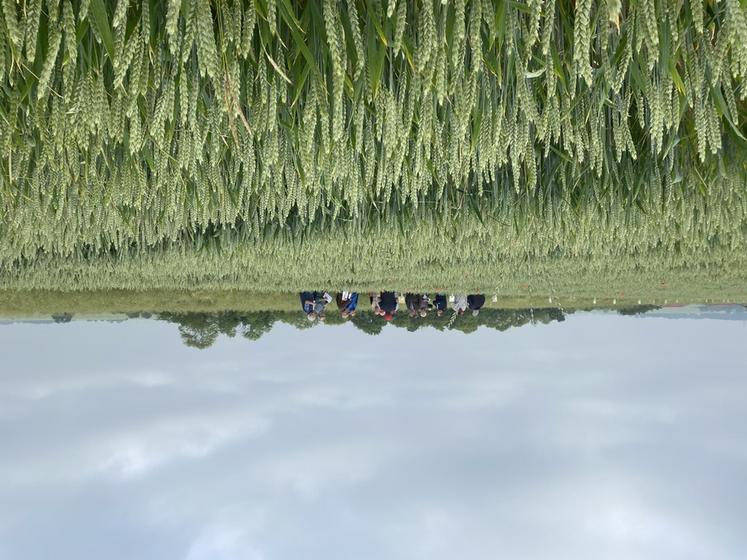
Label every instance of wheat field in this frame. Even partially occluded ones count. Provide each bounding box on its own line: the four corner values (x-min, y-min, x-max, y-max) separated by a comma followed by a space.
0, 0, 745, 291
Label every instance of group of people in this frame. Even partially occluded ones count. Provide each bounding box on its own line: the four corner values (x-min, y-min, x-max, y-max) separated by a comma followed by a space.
300, 291, 486, 322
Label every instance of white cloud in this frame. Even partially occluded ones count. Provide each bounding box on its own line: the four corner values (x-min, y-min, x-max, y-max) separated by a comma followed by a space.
97, 413, 272, 478
185, 527, 264, 560
0, 314, 746, 560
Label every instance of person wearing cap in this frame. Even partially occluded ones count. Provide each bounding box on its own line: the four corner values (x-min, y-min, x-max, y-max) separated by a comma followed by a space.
378, 291, 398, 321
467, 294, 486, 317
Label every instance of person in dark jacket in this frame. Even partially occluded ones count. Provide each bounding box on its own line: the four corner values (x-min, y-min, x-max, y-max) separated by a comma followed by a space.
314, 292, 333, 321
300, 291, 318, 321
432, 293, 448, 317
467, 294, 486, 317
378, 291, 398, 321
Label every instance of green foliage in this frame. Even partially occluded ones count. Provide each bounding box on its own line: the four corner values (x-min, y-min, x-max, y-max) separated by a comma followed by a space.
155, 308, 570, 348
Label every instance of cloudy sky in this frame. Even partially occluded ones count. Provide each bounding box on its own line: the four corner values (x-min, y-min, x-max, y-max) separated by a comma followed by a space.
1, 313, 746, 560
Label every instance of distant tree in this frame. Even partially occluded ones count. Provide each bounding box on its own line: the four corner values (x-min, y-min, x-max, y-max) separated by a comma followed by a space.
153, 306, 571, 348
240, 311, 277, 340
279, 312, 318, 331
52, 313, 73, 323
450, 314, 481, 334
213, 312, 241, 338
126, 312, 153, 319
159, 312, 222, 349
532, 308, 567, 324
350, 312, 385, 335
617, 305, 661, 316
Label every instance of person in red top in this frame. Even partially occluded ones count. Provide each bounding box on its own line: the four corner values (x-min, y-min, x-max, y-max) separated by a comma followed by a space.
378, 291, 398, 321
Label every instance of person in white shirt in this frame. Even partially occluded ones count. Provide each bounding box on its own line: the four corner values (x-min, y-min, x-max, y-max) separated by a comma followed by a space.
451, 294, 468, 315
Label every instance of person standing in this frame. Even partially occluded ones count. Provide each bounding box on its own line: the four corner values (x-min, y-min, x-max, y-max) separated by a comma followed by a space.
451, 294, 468, 315
379, 291, 398, 321
467, 294, 486, 317
405, 293, 423, 318
336, 291, 359, 318
432, 293, 448, 317
370, 292, 383, 316
416, 293, 430, 317
314, 292, 333, 321
300, 291, 318, 321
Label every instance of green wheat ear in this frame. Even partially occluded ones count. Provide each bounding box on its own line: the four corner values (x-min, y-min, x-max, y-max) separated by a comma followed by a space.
0, 0, 745, 279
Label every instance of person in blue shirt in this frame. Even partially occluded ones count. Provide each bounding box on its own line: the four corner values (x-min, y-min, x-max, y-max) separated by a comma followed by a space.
299, 291, 332, 321
336, 291, 359, 318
